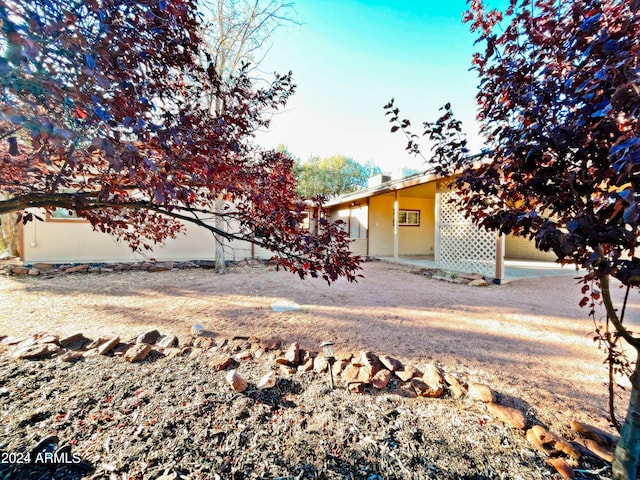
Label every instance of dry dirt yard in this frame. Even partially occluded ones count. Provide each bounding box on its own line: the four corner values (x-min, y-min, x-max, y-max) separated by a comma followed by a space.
0, 260, 635, 479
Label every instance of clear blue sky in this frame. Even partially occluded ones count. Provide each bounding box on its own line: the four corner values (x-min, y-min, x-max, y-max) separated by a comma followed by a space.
255, 0, 506, 173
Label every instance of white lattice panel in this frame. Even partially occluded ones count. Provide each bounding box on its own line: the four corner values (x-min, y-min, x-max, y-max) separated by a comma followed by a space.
437, 189, 496, 277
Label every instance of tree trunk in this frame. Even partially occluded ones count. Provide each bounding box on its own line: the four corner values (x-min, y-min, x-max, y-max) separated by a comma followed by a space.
214, 197, 226, 273
0, 211, 18, 256
612, 358, 640, 480
601, 273, 640, 480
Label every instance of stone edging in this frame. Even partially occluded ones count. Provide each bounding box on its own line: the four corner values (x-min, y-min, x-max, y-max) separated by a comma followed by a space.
1, 329, 618, 479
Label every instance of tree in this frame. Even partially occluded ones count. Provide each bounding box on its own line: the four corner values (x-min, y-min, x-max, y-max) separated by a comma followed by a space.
0, 0, 361, 285
295, 155, 382, 199
197, 0, 296, 273
386, 0, 640, 477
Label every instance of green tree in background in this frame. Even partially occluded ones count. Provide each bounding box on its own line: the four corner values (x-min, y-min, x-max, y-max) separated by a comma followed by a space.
295, 155, 381, 199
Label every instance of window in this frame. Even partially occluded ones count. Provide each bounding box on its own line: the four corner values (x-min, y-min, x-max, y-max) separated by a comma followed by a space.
300, 211, 311, 231
398, 209, 420, 226
47, 208, 85, 222
349, 206, 368, 239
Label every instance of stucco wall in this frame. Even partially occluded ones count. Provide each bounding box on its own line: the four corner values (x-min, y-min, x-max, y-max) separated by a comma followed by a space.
368, 195, 394, 256
368, 195, 434, 257
20, 209, 258, 264
505, 234, 556, 261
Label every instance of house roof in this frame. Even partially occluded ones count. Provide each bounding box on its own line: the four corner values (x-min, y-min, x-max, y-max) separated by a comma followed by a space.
325, 169, 443, 207
325, 151, 492, 208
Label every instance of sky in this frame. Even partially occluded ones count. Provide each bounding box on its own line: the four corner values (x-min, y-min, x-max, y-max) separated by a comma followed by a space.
255, 0, 506, 174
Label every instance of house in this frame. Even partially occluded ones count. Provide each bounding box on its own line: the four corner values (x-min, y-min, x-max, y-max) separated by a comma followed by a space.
325, 169, 555, 283
15, 206, 275, 265
11, 170, 552, 281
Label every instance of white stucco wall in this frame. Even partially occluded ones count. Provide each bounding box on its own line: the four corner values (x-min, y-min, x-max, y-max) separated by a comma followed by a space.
20, 209, 258, 264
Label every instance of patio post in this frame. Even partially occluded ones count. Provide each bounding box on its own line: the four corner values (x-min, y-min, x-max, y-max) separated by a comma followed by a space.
393, 191, 399, 259
495, 232, 505, 284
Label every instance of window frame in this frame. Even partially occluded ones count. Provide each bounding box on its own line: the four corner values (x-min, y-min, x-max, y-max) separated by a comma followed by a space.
397, 209, 420, 227
46, 208, 88, 223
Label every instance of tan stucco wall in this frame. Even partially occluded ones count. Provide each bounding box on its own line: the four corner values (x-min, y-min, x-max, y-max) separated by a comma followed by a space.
368, 195, 394, 256
20, 209, 258, 264
505, 234, 556, 261
368, 195, 434, 257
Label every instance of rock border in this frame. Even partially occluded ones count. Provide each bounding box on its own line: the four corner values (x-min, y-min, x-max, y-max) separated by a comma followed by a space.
0, 258, 267, 277
1, 329, 616, 479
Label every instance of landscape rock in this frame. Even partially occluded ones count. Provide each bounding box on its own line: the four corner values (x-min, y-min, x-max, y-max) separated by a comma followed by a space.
547, 457, 575, 479
35, 334, 59, 345
97, 337, 121, 355
313, 353, 329, 373
379, 354, 403, 372
574, 438, 614, 463
156, 335, 178, 349
284, 342, 301, 364
395, 365, 422, 382
422, 363, 444, 389
332, 359, 349, 377
347, 382, 365, 394
279, 364, 296, 376
113, 342, 133, 356
569, 420, 618, 448
148, 262, 174, 272
85, 337, 110, 350
163, 348, 182, 359
486, 402, 527, 430
334, 351, 353, 362
209, 355, 232, 372
191, 324, 205, 336
275, 356, 293, 366
28, 268, 40, 276
444, 372, 466, 398
124, 343, 152, 362
59, 333, 86, 348
526, 425, 580, 459
357, 365, 376, 383
226, 370, 248, 393
65, 337, 91, 351
13, 343, 60, 360
32, 263, 54, 270
136, 330, 161, 345
58, 350, 84, 362
372, 369, 392, 389
469, 279, 488, 287
260, 336, 282, 351
11, 266, 30, 275
357, 351, 382, 377
64, 264, 89, 274
467, 382, 496, 403
234, 350, 254, 361
82, 348, 99, 358
343, 364, 360, 383
297, 357, 314, 372
193, 337, 214, 349
411, 378, 444, 398
257, 371, 277, 390
187, 347, 202, 358
15, 334, 41, 349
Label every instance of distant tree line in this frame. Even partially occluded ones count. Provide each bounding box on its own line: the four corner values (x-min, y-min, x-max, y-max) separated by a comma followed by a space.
293, 153, 382, 199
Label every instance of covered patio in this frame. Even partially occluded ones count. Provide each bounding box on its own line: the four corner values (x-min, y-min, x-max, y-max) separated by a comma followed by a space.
377, 255, 581, 283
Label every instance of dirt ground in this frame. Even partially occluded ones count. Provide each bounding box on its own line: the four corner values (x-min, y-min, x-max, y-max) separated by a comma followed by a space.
0, 259, 634, 433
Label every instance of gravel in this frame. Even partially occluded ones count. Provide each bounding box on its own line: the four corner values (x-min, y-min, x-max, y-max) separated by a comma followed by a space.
0, 339, 609, 480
